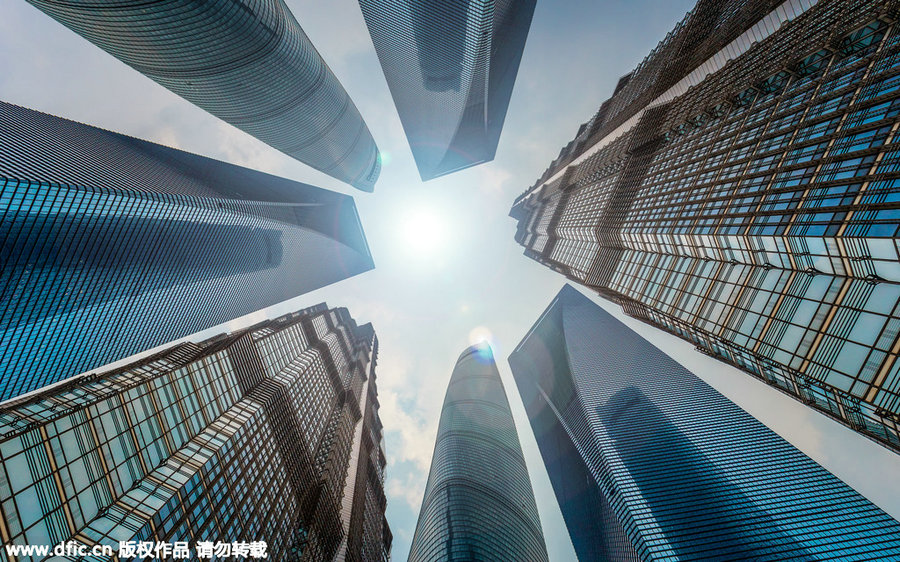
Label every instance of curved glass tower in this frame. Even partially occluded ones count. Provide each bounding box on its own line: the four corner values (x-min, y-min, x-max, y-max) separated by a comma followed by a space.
510, 285, 900, 561
407, 344, 548, 562
0, 101, 373, 401
358, 0, 536, 181
26, 0, 381, 191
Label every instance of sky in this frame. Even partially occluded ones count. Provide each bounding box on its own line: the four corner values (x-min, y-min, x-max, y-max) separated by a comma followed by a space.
3, 0, 900, 560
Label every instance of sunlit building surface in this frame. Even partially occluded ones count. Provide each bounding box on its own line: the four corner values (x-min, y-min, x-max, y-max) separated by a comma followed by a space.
358, 0, 536, 180
509, 285, 900, 561
0, 101, 373, 401
0, 304, 391, 561
511, 0, 900, 452
25, 0, 381, 191
407, 344, 548, 562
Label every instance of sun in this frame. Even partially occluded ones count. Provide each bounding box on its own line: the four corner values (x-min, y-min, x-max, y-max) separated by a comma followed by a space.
397, 203, 448, 259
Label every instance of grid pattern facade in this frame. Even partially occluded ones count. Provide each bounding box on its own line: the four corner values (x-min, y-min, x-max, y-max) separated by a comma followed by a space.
407, 345, 548, 562
0, 101, 373, 402
358, 0, 535, 180
335, 326, 392, 562
26, 0, 380, 191
0, 305, 391, 561
509, 285, 900, 561
511, 0, 900, 452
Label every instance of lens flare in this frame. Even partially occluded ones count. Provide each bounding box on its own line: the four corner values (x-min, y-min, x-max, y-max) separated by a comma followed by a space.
468, 326, 493, 347
466, 330, 495, 363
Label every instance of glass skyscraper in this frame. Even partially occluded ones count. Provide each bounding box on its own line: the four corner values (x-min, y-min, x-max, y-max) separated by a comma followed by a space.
358, 0, 536, 180
0, 101, 373, 401
407, 344, 548, 562
511, 0, 900, 452
25, 0, 381, 191
509, 285, 900, 561
0, 304, 391, 561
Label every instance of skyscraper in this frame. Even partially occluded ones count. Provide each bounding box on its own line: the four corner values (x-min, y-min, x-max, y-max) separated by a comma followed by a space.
358, 0, 536, 180
509, 285, 900, 561
0, 304, 391, 561
407, 344, 548, 562
25, 0, 381, 191
0, 101, 373, 401
510, 0, 900, 451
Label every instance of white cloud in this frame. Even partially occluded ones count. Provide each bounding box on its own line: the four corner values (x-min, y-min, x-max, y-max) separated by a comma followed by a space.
153, 126, 183, 151
473, 164, 514, 199
379, 389, 436, 471
214, 121, 290, 175
386, 469, 428, 512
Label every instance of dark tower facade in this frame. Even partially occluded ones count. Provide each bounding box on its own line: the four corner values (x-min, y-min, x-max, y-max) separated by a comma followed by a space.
335, 324, 394, 562
407, 344, 548, 562
511, 0, 900, 452
0, 101, 373, 401
509, 285, 900, 561
358, 0, 536, 180
0, 304, 391, 561
25, 0, 381, 191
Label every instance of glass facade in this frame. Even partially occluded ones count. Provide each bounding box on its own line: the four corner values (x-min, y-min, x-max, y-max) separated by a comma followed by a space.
511, 0, 900, 452
0, 304, 391, 561
407, 345, 548, 562
0, 101, 373, 401
358, 0, 535, 180
509, 285, 900, 561
25, 0, 380, 191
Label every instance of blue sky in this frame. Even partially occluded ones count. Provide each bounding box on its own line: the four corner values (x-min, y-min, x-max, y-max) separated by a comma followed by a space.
3, 0, 900, 560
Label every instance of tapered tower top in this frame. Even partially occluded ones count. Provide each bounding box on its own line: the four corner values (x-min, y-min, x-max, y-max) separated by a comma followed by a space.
408, 343, 549, 562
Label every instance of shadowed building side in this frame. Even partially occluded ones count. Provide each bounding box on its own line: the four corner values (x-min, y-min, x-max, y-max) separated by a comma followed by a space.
358, 0, 535, 181
0, 101, 373, 401
509, 285, 900, 561
335, 325, 393, 562
25, 0, 381, 190
508, 292, 643, 562
600, 386, 810, 560
407, 344, 548, 562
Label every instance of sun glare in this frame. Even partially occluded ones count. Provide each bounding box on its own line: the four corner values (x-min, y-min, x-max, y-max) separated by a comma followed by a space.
468, 326, 493, 346
397, 204, 448, 259
467, 327, 496, 362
